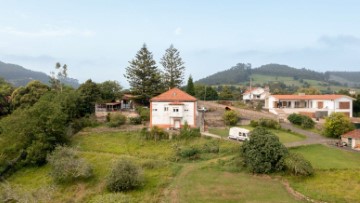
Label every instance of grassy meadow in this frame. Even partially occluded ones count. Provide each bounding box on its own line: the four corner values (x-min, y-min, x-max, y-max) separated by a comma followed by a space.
3, 126, 360, 203
288, 144, 360, 203
208, 126, 306, 143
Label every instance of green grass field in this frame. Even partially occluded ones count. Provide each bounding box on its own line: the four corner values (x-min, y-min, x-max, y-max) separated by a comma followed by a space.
5, 127, 360, 203
208, 126, 306, 143
288, 144, 360, 203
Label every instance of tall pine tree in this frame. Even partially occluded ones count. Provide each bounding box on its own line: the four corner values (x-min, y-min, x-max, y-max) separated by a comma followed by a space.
160, 44, 185, 88
124, 44, 162, 103
186, 75, 195, 96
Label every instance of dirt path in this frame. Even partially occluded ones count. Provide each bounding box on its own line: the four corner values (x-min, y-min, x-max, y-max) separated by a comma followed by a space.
161, 163, 196, 203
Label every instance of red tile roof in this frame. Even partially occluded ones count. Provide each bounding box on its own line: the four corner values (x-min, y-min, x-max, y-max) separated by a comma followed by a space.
150, 88, 197, 102
271, 94, 354, 100
243, 88, 259, 95
342, 129, 360, 139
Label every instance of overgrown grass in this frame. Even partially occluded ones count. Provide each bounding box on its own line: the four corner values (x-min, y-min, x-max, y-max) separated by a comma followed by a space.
169, 162, 303, 203
208, 126, 305, 143
289, 144, 360, 169
287, 144, 360, 203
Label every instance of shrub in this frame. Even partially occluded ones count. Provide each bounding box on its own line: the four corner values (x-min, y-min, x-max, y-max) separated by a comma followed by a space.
258, 118, 280, 129
287, 113, 315, 129
106, 158, 144, 192
179, 122, 201, 139
178, 146, 200, 160
241, 127, 288, 173
107, 113, 126, 127
249, 120, 259, 127
223, 110, 239, 126
136, 107, 150, 121
284, 153, 314, 176
141, 126, 169, 141
202, 141, 220, 153
324, 112, 355, 138
301, 115, 315, 129
71, 116, 99, 134
287, 113, 303, 125
129, 116, 142, 125
47, 146, 93, 183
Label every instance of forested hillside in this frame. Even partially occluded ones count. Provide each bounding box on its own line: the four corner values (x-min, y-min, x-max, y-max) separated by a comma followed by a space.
252, 64, 325, 81
0, 61, 79, 87
196, 63, 252, 85
195, 63, 360, 87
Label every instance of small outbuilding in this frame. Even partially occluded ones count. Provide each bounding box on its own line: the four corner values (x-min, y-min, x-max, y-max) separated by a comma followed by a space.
341, 129, 360, 149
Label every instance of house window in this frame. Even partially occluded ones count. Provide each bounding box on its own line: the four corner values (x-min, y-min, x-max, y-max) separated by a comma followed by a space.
153, 109, 157, 111
339, 102, 350, 109
184, 109, 189, 112
173, 108, 179, 112
164, 107, 169, 111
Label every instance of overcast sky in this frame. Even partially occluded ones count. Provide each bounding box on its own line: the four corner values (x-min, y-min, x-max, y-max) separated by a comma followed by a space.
1, 0, 360, 88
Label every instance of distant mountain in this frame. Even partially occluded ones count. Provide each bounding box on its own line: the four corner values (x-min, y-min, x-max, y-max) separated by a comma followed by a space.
195, 63, 360, 87
0, 61, 79, 88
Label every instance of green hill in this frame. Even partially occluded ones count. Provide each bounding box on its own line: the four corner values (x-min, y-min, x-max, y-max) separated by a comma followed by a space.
196, 63, 326, 85
0, 60, 79, 87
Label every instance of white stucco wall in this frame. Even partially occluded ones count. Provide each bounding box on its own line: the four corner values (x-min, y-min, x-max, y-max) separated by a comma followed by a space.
267, 96, 353, 117
151, 101, 198, 127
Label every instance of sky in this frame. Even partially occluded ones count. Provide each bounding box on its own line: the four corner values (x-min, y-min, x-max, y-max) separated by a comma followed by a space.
1, 0, 360, 88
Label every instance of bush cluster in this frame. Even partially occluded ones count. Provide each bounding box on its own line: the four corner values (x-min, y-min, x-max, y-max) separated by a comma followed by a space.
202, 141, 220, 153
241, 127, 287, 173
177, 146, 200, 160
129, 116, 142, 125
47, 146, 93, 183
141, 126, 169, 141
250, 118, 280, 129
136, 107, 150, 121
178, 123, 201, 139
223, 110, 239, 126
287, 113, 315, 129
324, 112, 355, 138
107, 113, 127, 127
106, 158, 144, 192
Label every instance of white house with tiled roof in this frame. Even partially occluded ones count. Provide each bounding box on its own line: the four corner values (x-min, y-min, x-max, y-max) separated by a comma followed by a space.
150, 88, 198, 129
267, 94, 355, 118
242, 87, 269, 102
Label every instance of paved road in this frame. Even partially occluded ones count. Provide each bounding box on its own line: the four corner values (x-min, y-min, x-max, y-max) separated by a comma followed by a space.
280, 123, 335, 147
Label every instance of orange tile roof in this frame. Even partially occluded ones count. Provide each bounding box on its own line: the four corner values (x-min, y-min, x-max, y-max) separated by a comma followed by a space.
243, 87, 261, 95
271, 94, 353, 100
150, 88, 197, 102
342, 129, 360, 139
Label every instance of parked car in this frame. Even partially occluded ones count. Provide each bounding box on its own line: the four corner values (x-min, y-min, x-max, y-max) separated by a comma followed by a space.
228, 127, 250, 141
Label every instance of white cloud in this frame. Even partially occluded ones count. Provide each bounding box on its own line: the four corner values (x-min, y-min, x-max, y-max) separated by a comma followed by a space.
0, 26, 95, 38
174, 27, 183, 35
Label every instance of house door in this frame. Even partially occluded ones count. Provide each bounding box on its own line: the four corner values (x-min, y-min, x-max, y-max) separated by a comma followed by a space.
348, 138, 352, 148
174, 120, 181, 129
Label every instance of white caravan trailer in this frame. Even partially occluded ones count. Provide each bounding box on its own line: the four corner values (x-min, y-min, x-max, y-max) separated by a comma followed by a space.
228, 127, 250, 141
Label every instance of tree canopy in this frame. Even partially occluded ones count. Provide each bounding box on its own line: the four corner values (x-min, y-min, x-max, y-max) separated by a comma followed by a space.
324, 112, 355, 138
124, 44, 163, 103
241, 127, 288, 173
160, 44, 185, 88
